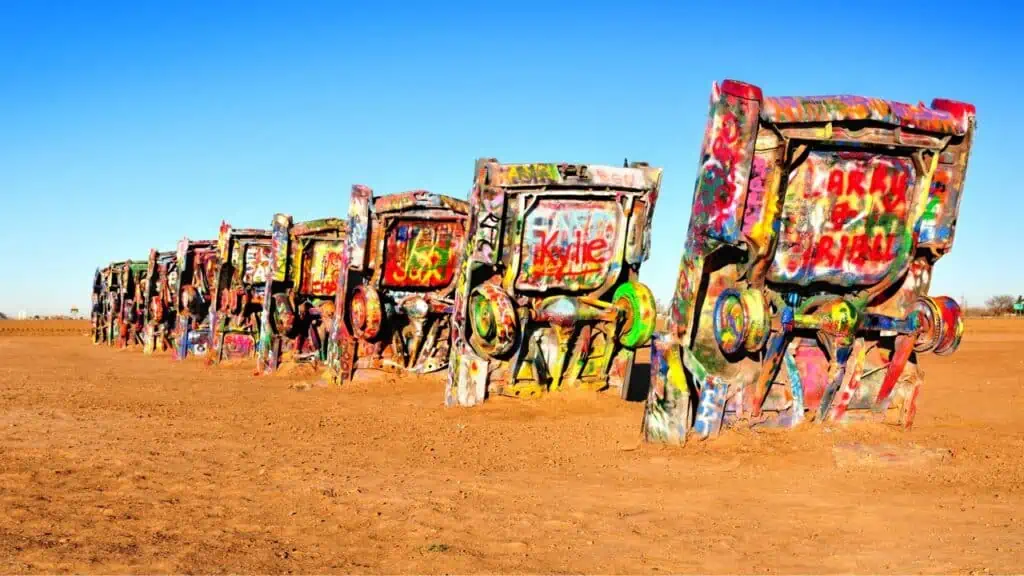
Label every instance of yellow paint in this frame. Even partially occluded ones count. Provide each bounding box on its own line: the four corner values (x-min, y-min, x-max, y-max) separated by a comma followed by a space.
547, 326, 573, 391
501, 163, 560, 186
388, 230, 447, 285
817, 121, 833, 140
666, 345, 687, 393
579, 296, 612, 310
911, 151, 942, 226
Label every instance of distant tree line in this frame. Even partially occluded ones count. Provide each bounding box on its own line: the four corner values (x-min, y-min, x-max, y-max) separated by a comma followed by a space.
985, 295, 1024, 316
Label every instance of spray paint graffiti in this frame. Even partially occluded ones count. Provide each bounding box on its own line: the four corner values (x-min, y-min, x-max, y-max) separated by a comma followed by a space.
142, 249, 178, 354
446, 158, 662, 407
302, 241, 343, 296
517, 200, 620, 292
209, 224, 272, 364
90, 267, 107, 344
256, 214, 347, 375
325, 187, 469, 385
171, 237, 218, 361
243, 244, 272, 285
382, 220, 463, 289
88, 259, 150, 349
771, 153, 916, 286
643, 79, 976, 446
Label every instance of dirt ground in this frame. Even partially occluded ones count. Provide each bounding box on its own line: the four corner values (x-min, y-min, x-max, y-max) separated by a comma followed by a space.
1, 319, 1022, 574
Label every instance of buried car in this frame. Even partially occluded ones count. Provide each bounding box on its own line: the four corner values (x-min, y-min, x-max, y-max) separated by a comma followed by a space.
171, 237, 219, 360
115, 260, 149, 348
256, 214, 347, 374
91, 263, 115, 344
326, 186, 470, 384
643, 79, 976, 444
208, 222, 273, 364
143, 249, 179, 354
446, 159, 663, 407
93, 260, 146, 347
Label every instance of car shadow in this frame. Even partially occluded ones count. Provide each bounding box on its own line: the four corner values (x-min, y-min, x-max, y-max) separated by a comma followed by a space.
623, 360, 651, 402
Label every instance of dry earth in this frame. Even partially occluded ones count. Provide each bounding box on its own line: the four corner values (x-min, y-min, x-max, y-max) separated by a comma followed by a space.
1, 319, 1022, 574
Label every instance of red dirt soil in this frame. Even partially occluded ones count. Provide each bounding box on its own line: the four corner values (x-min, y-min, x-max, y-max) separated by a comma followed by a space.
1, 319, 1022, 574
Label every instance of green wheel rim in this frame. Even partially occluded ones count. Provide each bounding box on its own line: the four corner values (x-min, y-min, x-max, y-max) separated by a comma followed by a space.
614, 281, 657, 349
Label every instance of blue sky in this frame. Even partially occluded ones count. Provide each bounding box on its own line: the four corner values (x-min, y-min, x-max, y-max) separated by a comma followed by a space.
0, 0, 1020, 315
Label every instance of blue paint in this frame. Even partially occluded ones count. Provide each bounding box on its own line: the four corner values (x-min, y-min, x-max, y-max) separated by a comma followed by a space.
783, 350, 804, 425
781, 305, 795, 333
177, 317, 191, 360
694, 378, 727, 439
817, 346, 852, 420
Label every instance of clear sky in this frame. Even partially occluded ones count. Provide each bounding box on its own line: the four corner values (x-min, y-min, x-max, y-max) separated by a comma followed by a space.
0, 0, 1020, 316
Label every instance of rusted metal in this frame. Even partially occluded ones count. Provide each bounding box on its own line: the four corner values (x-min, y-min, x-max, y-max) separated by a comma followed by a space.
446, 159, 663, 406
208, 221, 273, 364
255, 214, 347, 374
324, 187, 470, 384
642, 79, 976, 445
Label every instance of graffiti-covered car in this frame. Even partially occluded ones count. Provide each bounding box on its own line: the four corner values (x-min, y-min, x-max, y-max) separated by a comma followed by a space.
115, 260, 149, 348
170, 237, 218, 360
446, 159, 663, 406
101, 262, 126, 346
256, 215, 347, 374
143, 249, 178, 354
91, 264, 114, 344
93, 260, 146, 347
643, 79, 976, 444
209, 222, 272, 363
326, 186, 469, 384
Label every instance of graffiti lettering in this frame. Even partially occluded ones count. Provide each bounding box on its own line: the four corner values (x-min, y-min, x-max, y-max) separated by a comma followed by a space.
470, 187, 504, 264
589, 166, 643, 188
809, 233, 897, 270
304, 241, 343, 296
771, 153, 915, 285
243, 245, 272, 285
383, 220, 463, 289
517, 199, 619, 292
533, 229, 609, 272
504, 163, 559, 185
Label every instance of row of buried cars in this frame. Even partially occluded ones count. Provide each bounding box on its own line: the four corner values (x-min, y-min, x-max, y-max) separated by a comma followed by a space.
90, 80, 977, 445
